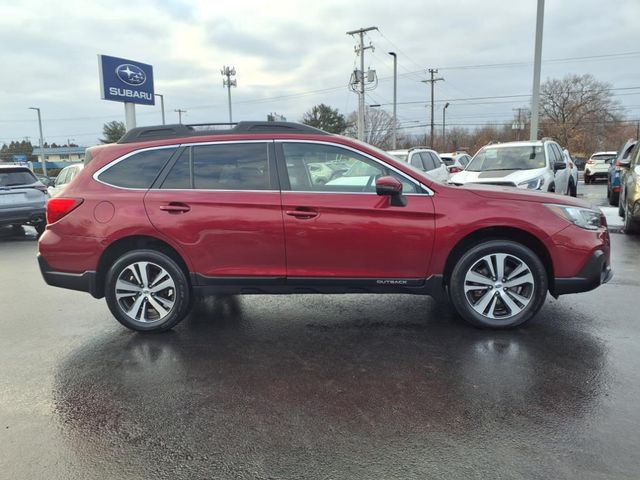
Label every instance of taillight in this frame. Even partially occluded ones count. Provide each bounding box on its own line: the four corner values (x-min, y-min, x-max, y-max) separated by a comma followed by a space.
46, 198, 83, 224
448, 166, 462, 173
34, 184, 48, 194
587, 160, 594, 165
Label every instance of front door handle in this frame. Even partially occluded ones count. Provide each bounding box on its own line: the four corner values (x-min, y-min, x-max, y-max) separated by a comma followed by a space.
159, 202, 191, 214
285, 208, 318, 219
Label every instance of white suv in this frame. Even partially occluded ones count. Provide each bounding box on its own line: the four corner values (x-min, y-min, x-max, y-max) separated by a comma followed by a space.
449, 140, 571, 194
386, 148, 449, 183
584, 151, 616, 184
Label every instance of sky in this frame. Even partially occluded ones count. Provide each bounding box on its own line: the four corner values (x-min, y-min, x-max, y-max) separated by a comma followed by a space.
0, 0, 639, 146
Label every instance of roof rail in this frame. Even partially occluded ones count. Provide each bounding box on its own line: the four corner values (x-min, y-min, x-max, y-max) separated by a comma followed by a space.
118, 121, 330, 144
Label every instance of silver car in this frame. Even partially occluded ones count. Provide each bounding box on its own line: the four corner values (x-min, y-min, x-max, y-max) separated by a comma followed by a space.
0, 165, 47, 235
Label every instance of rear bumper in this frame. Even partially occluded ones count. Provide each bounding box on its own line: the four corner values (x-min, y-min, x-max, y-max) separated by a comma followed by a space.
553, 249, 612, 296
0, 207, 45, 226
37, 254, 100, 298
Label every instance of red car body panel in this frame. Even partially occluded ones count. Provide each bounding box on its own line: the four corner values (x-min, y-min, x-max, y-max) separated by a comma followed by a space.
38, 131, 611, 300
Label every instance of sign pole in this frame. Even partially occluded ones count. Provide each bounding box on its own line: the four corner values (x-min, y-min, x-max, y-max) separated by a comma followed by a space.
124, 102, 136, 130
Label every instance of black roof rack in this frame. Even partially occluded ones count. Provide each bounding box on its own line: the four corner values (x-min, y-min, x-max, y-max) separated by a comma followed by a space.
118, 121, 330, 144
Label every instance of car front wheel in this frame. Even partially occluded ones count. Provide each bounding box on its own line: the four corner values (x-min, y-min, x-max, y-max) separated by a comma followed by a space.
105, 249, 191, 332
448, 240, 548, 328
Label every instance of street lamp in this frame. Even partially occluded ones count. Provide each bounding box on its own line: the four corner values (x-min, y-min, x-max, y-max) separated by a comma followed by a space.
442, 102, 450, 152
154, 93, 166, 125
28, 107, 47, 176
389, 52, 397, 149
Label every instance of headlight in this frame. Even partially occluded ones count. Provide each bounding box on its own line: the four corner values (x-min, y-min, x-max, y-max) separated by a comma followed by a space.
517, 176, 545, 190
545, 204, 604, 230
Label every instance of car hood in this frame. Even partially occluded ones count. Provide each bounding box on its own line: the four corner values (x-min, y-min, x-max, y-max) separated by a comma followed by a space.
449, 168, 547, 186
458, 183, 593, 209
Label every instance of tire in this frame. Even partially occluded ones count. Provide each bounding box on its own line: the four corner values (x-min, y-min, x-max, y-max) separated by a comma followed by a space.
11, 224, 24, 235
584, 174, 589, 184
105, 249, 191, 332
569, 179, 577, 197
34, 222, 46, 237
609, 191, 619, 206
623, 202, 639, 234
448, 240, 548, 329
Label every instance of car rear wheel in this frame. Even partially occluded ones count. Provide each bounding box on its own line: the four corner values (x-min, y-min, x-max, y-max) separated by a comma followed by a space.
624, 202, 639, 234
448, 240, 547, 328
105, 249, 191, 332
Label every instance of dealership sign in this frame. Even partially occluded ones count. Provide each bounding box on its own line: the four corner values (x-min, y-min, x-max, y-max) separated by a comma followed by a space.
98, 55, 155, 105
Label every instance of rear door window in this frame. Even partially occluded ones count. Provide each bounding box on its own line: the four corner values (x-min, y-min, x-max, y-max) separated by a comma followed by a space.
192, 143, 270, 190
98, 147, 177, 189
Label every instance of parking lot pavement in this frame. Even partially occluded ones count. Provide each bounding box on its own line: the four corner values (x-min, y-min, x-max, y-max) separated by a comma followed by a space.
1, 203, 640, 479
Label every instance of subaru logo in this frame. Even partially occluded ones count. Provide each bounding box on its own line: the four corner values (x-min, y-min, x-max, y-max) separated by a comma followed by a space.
116, 64, 146, 86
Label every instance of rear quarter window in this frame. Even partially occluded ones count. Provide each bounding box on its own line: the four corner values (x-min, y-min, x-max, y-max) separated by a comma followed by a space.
97, 147, 177, 189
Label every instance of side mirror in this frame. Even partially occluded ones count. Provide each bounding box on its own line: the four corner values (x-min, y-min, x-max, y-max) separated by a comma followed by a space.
375, 176, 407, 207
618, 159, 631, 168
553, 161, 567, 171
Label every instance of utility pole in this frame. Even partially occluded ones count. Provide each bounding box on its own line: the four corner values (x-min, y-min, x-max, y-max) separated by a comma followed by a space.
28, 107, 47, 176
442, 102, 450, 151
154, 93, 166, 125
636, 121, 639, 140
389, 52, 397, 149
174, 109, 186, 124
347, 26, 378, 141
530, 0, 545, 141
221, 66, 237, 123
422, 69, 444, 149
512, 107, 527, 140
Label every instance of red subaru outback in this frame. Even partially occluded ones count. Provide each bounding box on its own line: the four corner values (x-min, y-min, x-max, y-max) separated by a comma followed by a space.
38, 122, 612, 331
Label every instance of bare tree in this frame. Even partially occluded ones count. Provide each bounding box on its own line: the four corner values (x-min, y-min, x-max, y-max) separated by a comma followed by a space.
345, 108, 400, 149
539, 74, 621, 153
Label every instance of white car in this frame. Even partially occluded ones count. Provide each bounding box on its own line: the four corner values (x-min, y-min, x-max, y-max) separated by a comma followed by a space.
584, 151, 616, 184
48, 163, 84, 197
562, 149, 579, 197
439, 152, 472, 175
387, 148, 449, 183
449, 140, 571, 195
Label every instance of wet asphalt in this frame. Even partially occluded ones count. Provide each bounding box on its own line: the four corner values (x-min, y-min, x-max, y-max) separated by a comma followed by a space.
1, 183, 639, 479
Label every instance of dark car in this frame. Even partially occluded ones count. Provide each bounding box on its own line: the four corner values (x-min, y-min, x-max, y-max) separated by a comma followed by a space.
38, 121, 612, 332
0, 165, 47, 235
608, 139, 637, 206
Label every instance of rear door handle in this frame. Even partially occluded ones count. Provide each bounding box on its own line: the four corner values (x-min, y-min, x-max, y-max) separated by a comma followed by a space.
159, 202, 191, 214
285, 208, 318, 219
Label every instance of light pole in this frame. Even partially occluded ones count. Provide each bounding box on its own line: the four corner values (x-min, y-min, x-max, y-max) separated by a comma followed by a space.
442, 102, 450, 151
28, 107, 47, 176
530, 0, 545, 140
389, 52, 397, 149
154, 93, 165, 125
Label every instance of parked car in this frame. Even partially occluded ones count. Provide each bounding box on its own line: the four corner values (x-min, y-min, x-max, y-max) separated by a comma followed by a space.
38, 121, 612, 332
0, 164, 47, 235
387, 148, 448, 183
608, 139, 637, 206
35, 174, 55, 188
449, 140, 572, 195
439, 152, 472, 175
584, 151, 616, 184
562, 148, 578, 197
618, 142, 640, 233
47, 163, 84, 197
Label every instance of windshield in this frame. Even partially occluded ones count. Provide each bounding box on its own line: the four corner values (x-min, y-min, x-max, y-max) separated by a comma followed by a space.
466, 145, 546, 172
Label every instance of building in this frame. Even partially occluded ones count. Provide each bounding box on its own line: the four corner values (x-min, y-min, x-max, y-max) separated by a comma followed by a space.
32, 146, 86, 162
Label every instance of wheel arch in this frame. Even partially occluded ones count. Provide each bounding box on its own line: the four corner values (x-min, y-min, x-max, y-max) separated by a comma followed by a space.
443, 226, 554, 291
94, 235, 191, 299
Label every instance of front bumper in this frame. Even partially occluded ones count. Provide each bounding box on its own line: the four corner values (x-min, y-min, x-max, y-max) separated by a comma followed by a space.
553, 249, 612, 296
37, 255, 100, 298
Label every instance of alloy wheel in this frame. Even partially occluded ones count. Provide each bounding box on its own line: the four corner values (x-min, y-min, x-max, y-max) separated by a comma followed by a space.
115, 261, 176, 323
463, 253, 535, 320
